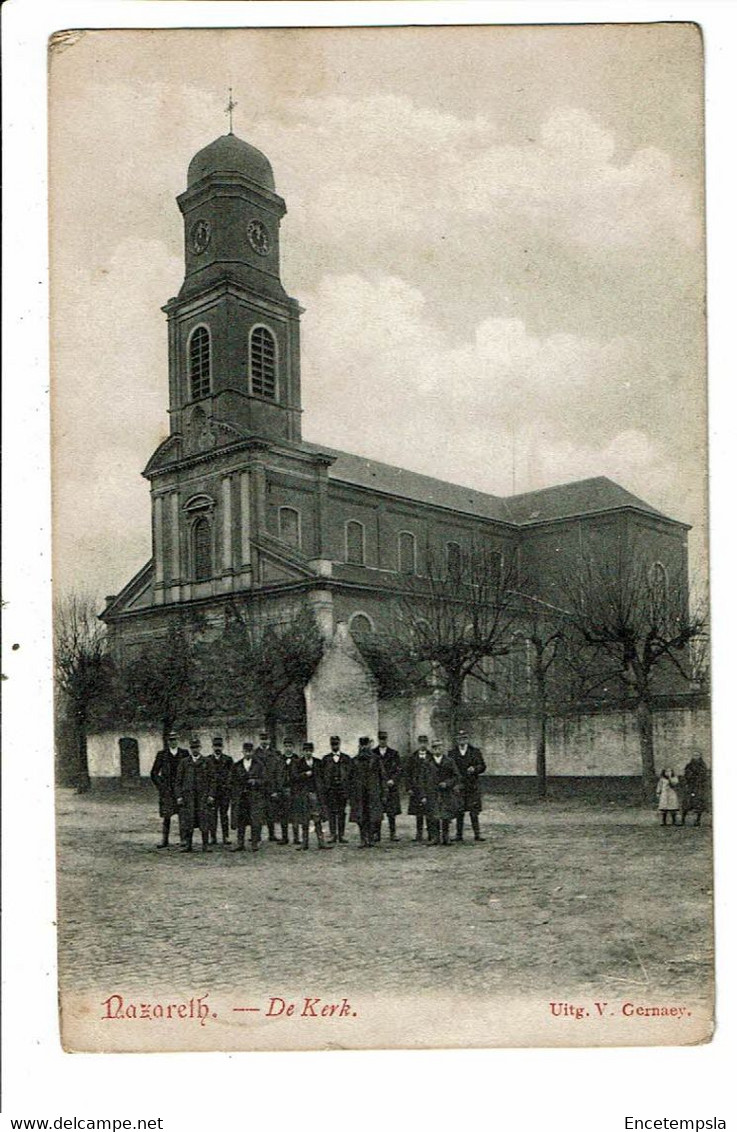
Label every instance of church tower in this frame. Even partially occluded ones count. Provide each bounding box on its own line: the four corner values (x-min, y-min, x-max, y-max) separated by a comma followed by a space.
162, 132, 303, 445
140, 130, 334, 610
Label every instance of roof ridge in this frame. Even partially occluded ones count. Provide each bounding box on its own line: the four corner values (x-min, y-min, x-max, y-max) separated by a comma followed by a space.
503, 475, 610, 502
100, 559, 153, 618
301, 439, 506, 501
300, 440, 673, 524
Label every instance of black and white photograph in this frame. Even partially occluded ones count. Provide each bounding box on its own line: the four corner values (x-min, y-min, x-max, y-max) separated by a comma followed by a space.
46, 21, 713, 1053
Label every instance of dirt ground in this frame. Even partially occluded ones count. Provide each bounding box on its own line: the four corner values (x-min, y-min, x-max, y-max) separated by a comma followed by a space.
56, 787, 713, 1009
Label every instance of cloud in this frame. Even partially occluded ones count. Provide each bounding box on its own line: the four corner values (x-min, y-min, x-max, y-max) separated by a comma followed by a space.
461, 107, 698, 251
266, 99, 699, 272
49, 75, 706, 595
301, 272, 704, 560
303, 273, 665, 450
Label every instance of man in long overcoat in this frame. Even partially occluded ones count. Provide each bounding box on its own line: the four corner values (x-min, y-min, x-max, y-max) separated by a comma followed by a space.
270, 737, 300, 845
208, 735, 233, 845
255, 731, 282, 843
449, 729, 487, 842
404, 734, 431, 842
175, 737, 215, 853
681, 750, 709, 826
150, 729, 187, 848
372, 731, 402, 842
420, 741, 462, 845
292, 742, 331, 851
350, 737, 386, 848
321, 735, 352, 843
230, 742, 268, 852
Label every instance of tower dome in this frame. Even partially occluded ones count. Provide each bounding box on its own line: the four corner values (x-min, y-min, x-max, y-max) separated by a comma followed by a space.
187, 133, 276, 192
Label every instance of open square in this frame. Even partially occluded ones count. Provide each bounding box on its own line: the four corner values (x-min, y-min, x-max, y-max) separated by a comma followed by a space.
57, 787, 713, 1049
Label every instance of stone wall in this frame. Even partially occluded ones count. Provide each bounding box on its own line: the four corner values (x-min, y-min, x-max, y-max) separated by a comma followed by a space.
87, 723, 300, 778
424, 702, 710, 779
85, 690, 709, 788
375, 696, 709, 778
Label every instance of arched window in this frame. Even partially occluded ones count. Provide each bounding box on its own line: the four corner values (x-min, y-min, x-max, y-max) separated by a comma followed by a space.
349, 612, 374, 640
193, 516, 212, 581
649, 561, 668, 590
510, 632, 532, 697
489, 549, 503, 587
189, 326, 211, 400
649, 561, 668, 614
279, 506, 301, 549
446, 541, 462, 579
250, 326, 277, 399
398, 531, 416, 575
345, 520, 365, 566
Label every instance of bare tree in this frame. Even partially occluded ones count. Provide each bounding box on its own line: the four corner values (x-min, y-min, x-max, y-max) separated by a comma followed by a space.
389, 543, 521, 735
560, 545, 706, 800
512, 599, 567, 798
121, 618, 200, 745
202, 600, 325, 741
54, 592, 112, 791
689, 606, 710, 695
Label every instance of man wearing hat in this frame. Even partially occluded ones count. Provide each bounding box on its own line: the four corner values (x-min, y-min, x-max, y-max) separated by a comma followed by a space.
349, 737, 385, 848
150, 730, 188, 848
254, 731, 282, 843
404, 734, 431, 842
420, 739, 462, 846
293, 742, 331, 851
322, 735, 352, 844
230, 742, 267, 852
175, 737, 216, 852
270, 737, 300, 845
208, 736, 233, 845
372, 731, 402, 842
449, 729, 487, 842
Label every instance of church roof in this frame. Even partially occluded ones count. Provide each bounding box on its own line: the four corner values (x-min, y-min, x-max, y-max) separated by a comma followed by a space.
300, 442, 672, 526
300, 442, 514, 522
503, 477, 670, 524
101, 559, 154, 618
187, 133, 276, 192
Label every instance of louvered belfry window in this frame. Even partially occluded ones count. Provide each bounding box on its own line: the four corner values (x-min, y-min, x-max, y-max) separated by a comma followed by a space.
250, 326, 276, 398
189, 327, 211, 400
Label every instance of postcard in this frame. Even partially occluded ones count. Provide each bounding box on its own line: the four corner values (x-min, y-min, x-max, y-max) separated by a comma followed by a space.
49, 23, 712, 1052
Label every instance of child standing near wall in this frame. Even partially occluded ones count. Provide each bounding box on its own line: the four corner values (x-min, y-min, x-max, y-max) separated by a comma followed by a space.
656, 768, 680, 826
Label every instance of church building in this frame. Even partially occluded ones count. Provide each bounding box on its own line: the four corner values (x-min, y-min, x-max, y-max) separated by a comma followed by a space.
101, 129, 690, 759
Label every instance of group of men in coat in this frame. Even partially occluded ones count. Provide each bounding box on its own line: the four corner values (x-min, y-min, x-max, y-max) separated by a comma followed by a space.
151, 728, 487, 853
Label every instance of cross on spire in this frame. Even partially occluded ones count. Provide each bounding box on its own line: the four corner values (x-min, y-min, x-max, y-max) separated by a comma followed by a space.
225, 88, 237, 135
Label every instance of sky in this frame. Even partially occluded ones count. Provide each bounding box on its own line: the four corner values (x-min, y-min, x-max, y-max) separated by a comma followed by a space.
48, 24, 707, 599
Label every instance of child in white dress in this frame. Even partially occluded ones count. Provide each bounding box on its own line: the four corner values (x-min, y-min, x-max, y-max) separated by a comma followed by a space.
656, 768, 680, 826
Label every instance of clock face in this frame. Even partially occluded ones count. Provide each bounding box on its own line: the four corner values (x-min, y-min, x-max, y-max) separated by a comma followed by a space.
190, 218, 211, 255
247, 218, 270, 256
